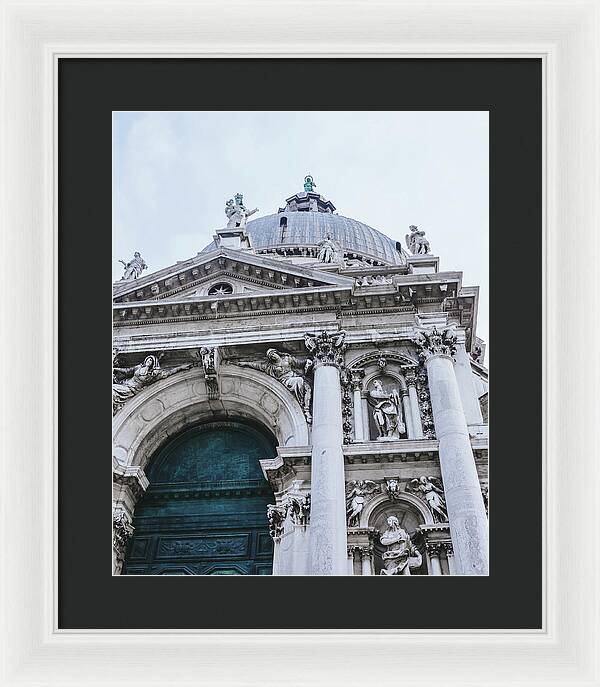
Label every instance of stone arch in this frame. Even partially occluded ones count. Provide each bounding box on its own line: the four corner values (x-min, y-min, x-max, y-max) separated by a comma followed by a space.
112, 364, 310, 473
363, 368, 407, 392
360, 491, 433, 529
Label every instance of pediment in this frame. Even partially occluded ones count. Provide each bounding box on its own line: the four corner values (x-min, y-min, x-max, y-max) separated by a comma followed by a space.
113, 247, 354, 304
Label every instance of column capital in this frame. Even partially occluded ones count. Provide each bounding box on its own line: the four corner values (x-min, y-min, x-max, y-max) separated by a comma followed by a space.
404, 367, 419, 387
349, 368, 365, 391
304, 330, 347, 369
413, 327, 457, 362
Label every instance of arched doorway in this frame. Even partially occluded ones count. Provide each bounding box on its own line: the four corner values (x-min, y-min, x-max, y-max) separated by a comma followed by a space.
123, 419, 276, 575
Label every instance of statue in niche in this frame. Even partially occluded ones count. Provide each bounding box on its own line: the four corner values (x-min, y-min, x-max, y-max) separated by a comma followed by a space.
407, 476, 448, 523
112, 354, 192, 414
317, 234, 342, 264
345, 480, 380, 527
119, 251, 147, 280
405, 225, 431, 255
367, 380, 405, 440
379, 516, 422, 575
225, 192, 258, 230
237, 349, 313, 423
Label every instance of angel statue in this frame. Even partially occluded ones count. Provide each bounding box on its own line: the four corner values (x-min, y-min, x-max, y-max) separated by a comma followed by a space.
345, 480, 380, 527
405, 225, 431, 255
112, 355, 192, 414
225, 192, 258, 230
407, 476, 448, 523
379, 516, 422, 575
367, 380, 405, 440
237, 349, 313, 423
119, 251, 147, 280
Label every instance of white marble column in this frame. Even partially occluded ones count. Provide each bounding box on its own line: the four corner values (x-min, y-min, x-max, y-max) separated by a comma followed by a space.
404, 369, 424, 439
350, 370, 365, 442
453, 334, 484, 426
305, 331, 349, 575
360, 547, 373, 576
413, 327, 489, 575
427, 543, 443, 576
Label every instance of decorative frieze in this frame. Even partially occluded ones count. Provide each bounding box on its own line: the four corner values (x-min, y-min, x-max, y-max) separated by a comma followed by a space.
416, 367, 436, 439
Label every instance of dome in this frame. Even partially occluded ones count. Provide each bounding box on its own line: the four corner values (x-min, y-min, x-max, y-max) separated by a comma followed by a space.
204, 187, 407, 266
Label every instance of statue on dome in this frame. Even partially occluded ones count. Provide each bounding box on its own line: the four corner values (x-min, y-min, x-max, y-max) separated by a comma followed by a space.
237, 348, 313, 423
225, 193, 258, 230
367, 380, 404, 440
304, 174, 316, 192
379, 516, 422, 575
317, 234, 342, 264
406, 225, 431, 255
119, 252, 147, 280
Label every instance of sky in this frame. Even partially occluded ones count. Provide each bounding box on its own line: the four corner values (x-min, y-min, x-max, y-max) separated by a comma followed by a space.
113, 111, 488, 350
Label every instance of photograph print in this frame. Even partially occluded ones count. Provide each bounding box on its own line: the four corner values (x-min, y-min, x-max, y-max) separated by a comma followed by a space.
112, 111, 489, 576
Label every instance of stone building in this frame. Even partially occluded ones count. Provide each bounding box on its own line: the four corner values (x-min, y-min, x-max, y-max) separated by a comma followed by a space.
112, 179, 489, 576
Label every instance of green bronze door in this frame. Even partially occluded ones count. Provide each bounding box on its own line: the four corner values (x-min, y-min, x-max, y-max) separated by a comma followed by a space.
123, 420, 276, 575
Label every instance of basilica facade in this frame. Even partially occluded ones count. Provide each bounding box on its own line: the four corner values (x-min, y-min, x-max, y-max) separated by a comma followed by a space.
112, 179, 489, 576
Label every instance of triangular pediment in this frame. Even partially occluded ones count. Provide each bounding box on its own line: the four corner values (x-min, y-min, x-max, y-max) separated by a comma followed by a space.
113, 247, 354, 304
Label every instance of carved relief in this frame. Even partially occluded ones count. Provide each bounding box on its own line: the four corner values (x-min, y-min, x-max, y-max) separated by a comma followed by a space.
158, 536, 248, 558
112, 355, 192, 415
266, 492, 311, 540
341, 373, 354, 444
416, 367, 436, 438
198, 346, 219, 400
113, 510, 134, 574
345, 480, 380, 527
237, 349, 313, 423
406, 476, 448, 523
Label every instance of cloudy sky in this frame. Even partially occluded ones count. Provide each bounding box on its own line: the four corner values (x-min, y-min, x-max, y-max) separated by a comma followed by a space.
113, 111, 488, 349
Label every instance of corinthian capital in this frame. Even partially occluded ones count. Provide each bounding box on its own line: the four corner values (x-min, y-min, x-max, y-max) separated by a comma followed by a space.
304, 330, 347, 368
413, 327, 457, 361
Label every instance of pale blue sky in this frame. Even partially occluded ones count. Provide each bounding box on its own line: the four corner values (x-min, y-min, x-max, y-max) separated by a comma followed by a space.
113, 111, 488, 349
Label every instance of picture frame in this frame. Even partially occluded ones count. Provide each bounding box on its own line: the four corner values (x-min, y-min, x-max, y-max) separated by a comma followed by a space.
1, 0, 598, 684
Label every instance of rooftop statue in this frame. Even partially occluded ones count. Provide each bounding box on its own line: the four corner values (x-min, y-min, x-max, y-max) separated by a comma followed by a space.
225, 193, 258, 230
303, 174, 316, 193
119, 252, 147, 280
406, 225, 431, 255
317, 234, 342, 264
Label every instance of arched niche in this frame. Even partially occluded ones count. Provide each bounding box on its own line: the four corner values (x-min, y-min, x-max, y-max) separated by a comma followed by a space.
112, 364, 310, 474
363, 493, 432, 575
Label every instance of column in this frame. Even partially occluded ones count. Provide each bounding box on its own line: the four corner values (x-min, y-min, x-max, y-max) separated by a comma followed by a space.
305, 331, 349, 575
453, 333, 484, 426
444, 542, 456, 575
360, 546, 373, 576
350, 370, 364, 442
400, 388, 414, 438
413, 327, 489, 575
404, 369, 424, 439
426, 542, 443, 576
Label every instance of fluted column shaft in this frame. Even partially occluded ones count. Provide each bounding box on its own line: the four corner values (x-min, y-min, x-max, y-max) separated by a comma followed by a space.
305, 331, 348, 575
414, 328, 488, 575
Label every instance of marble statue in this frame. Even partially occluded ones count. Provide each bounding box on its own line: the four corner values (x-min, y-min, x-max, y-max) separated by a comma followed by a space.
405, 225, 431, 255
237, 349, 313, 423
407, 476, 448, 523
225, 193, 258, 230
345, 480, 380, 527
304, 174, 316, 192
112, 355, 192, 414
379, 516, 422, 575
317, 234, 342, 263
385, 478, 403, 500
119, 252, 147, 280
367, 380, 405, 440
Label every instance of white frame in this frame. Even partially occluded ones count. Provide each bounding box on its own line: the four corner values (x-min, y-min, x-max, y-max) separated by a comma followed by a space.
1, 1, 599, 685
